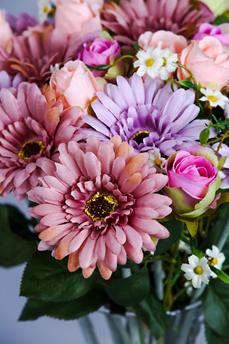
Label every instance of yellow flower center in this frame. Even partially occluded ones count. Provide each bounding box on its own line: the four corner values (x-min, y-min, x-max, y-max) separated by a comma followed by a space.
43, 6, 49, 13
162, 57, 167, 67
207, 95, 218, 102
210, 258, 218, 266
146, 58, 154, 67
18, 141, 46, 162
85, 192, 118, 222
194, 266, 203, 275
131, 131, 150, 145
155, 158, 162, 166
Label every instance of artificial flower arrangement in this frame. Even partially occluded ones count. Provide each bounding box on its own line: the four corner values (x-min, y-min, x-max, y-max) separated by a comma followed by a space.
1, 0, 229, 343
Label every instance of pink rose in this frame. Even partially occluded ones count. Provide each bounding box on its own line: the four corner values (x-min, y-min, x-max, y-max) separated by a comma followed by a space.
178, 36, 229, 89
75, 31, 121, 77
50, 60, 105, 110
193, 23, 229, 46
53, 0, 103, 37
138, 30, 187, 55
0, 10, 12, 51
164, 146, 221, 218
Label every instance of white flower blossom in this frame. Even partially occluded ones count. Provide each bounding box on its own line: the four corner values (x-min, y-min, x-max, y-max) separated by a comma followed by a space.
148, 148, 166, 173
158, 48, 178, 80
184, 281, 193, 296
134, 46, 163, 79
206, 245, 226, 278
181, 255, 212, 288
200, 88, 228, 109
38, 0, 52, 23
179, 240, 192, 255
50, 63, 60, 75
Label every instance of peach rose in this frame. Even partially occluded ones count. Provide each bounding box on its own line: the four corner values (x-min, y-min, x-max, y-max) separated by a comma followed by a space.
178, 36, 229, 89
0, 10, 13, 51
138, 30, 187, 55
50, 60, 105, 110
53, 0, 103, 37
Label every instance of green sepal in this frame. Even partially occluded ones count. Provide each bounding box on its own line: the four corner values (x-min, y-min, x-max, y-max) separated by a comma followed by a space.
199, 128, 210, 145
133, 289, 169, 339
19, 286, 108, 321
20, 250, 102, 301
175, 215, 199, 237
211, 267, 229, 283
105, 266, 150, 307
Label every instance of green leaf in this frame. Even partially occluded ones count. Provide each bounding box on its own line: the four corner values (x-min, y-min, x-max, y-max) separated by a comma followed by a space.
19, 286, 108, 321
20, 251, 101, 301
199, 128, 210, 145
133, 289, 168, 339
176, 215, 199, 237
202, 279, 229, 338
154, 218, 182, 257
133, 42, 143, 51
191, 248, 204, 259
218, 157, 227, 171
105, 266, 150, 306
211, 267, 229, 283
118, 259, 138, 269
177, 79, 198, 91
213, 14, 229, 25
85, 64, 109, 71
205, 322, 229, 344
0, 205, 36, 267
170, 78, 174, 92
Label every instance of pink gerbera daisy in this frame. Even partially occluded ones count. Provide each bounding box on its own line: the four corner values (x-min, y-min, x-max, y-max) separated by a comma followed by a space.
0, 82, 84, 201
28, 135, 172, 280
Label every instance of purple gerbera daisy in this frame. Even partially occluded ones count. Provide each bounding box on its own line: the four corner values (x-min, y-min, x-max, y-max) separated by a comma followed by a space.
81, 74, 209, 156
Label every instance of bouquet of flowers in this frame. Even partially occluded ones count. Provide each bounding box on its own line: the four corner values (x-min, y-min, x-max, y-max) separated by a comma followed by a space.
1, 0, 229, 343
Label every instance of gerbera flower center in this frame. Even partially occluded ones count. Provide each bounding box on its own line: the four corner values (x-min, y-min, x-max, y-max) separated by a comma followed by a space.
146, 58, 154, 67
194, 266, 203, 275
85, 192, 118, 221
18, 141, 46, 162
131, 130, 150, 145
210, 258, 218, 266
207, 95, 217, 102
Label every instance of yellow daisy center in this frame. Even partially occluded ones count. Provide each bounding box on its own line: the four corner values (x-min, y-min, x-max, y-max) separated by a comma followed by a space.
210, 258, 218, 266
162, 57, 167, 67
43, 6, 49, 12
18, 141, 46, 162
207, 95, 218, 102
85, 192, 118, 222
146, 58, 154, 67
155, 158, 162, 166
194, 266, 203, 275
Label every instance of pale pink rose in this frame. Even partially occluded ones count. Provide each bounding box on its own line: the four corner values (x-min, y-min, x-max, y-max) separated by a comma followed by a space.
53, 0, 103, 37
50, 60, 104, 110
0, 10, 13, 50
138, 31, 187, 55
178, 36, 229, 89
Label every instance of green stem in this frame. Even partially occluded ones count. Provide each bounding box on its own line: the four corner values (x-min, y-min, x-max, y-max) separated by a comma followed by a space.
176, 63, 198, 87
156, 336, 163, 344
163, 239, 180, 310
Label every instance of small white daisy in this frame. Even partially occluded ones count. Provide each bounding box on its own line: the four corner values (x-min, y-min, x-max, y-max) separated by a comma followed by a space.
179, 240, 192, 255
199, 88, 228, 109
181, 255, 212, 288
148, 148, 166, 173
38, 0, 52, 23
206, 245, 226, 278
50, 63, 60, 75
158, 48, 178, 80
134, 46, 163, 79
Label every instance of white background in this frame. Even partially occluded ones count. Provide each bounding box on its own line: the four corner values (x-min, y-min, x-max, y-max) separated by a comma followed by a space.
0, 1, 206, 343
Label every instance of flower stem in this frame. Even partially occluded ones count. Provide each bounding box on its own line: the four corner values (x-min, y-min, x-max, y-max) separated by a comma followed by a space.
176, 63, 198, 87
163, 239, 180, 310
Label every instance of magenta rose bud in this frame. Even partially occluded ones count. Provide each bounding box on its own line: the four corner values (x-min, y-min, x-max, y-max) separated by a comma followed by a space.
76, 35, 121, 77
164, 146, 221, 218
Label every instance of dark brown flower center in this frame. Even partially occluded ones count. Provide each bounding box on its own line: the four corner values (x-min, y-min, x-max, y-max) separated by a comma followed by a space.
131, 131, 150, 145
18, 141, 46, 162
85, 192, 118, 221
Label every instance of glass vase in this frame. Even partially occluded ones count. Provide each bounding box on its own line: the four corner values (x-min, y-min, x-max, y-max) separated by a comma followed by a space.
79, 301, 205, 344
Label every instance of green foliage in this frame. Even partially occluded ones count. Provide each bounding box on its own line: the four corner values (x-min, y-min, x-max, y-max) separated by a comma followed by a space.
0, 204, 37, 267
213, 14, 229, 25
177, 79, 198, 91
202, 279, 229, 338
20, 251, 101, 301
191, 248, 204, 259
205, 323, 229, 344
19, 286, 108, 321
133, 289, 168, 339
118, 259, 138, 269
199, 128, 210, 145
132, 41, 143, 51
154, 218, 182, 257
211, 267, 229, 283
105, 266, 150, 306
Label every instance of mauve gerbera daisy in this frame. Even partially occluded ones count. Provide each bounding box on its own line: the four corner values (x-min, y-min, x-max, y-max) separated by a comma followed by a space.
0, 82, 84, 201
80, 74, 209, 156
28, 135, 172, 280
102, 0, 214, 45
